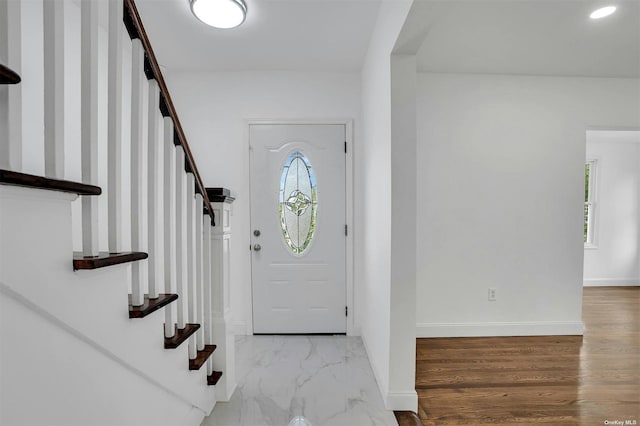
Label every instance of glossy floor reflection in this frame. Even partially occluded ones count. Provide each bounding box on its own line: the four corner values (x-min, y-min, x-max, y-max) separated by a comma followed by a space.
201, 335, 398, 426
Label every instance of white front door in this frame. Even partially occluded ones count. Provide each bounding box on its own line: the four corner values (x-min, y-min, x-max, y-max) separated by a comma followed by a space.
250, 124, 346, 333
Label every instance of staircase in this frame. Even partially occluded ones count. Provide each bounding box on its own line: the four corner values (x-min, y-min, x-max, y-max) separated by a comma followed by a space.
0, 1, 234, 424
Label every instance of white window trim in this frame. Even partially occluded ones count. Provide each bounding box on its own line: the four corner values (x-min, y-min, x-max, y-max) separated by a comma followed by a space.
584, 159, 598, 249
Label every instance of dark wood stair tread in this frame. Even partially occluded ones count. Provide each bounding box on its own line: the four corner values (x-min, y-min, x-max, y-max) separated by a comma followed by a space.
0, 169, 101, 195
128, 294, 178, 319
73, 251, 147, 270
207, 371, 223, 386
0, 64, 21, 84
189, 345, 216, 370
164, 324, 200, 349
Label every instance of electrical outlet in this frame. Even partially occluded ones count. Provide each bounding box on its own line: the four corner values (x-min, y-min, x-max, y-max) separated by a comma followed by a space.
488, 288, 497, 301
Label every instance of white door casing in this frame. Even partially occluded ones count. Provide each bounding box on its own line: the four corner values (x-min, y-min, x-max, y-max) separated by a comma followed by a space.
250, 124, 346, 333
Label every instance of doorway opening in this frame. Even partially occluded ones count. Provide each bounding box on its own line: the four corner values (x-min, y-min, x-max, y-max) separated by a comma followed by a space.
583, 129, 640, 287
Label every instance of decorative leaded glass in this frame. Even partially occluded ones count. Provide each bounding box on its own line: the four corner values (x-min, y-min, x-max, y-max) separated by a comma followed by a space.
279, 151, 317, 254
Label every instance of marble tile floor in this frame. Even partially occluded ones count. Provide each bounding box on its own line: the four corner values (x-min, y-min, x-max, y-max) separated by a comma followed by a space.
202, 335, 398, 426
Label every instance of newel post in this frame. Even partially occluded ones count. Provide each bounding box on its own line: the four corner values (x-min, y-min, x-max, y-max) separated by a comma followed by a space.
207, 188, 236, 401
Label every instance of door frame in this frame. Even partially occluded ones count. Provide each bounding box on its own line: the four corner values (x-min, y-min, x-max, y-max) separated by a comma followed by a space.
246, 119, 355, 336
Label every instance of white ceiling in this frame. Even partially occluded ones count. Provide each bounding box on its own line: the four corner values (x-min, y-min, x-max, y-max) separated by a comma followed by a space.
411, 0, 640, 78
135, 0, 382, 72
136, 0, 640, 78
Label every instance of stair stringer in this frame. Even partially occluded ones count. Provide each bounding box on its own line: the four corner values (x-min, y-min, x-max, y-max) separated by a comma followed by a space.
0, 185, 217, 425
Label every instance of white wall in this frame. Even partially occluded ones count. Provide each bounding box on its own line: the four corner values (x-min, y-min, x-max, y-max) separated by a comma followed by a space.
416, 73, 640, 337
584, 130, 640, 286
1, 291, 204, 426
163, 71, 361, 334
360, 0, 415, 410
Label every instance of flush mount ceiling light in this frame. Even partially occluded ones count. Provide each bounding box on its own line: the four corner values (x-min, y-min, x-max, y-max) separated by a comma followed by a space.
589, 5, 617, 19
190, 0, 247, 29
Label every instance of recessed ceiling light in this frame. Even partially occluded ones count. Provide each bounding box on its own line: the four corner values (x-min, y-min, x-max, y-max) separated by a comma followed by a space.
590, 5, 617, 19
190, 0, 247, 29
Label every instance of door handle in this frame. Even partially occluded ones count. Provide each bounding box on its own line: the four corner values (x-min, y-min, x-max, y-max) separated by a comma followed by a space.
253, 244, 262, 252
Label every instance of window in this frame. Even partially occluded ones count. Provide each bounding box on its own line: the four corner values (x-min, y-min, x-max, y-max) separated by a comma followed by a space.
279, 151, 317, 255
584, 160, 597, 246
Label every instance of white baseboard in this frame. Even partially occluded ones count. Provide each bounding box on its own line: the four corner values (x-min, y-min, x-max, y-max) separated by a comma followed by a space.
385, 391, 418, 412
217, 382, 237, 403
360, 332, 389, 406
232, 321, 248, 336
416, 321, 584, 338
583, 278, 640, 286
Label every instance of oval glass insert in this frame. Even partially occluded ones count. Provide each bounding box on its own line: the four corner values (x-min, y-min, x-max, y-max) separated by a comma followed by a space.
279, 151, 317, 254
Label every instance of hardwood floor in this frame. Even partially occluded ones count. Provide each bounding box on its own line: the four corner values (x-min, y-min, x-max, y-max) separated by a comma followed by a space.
410, 287, 639, 425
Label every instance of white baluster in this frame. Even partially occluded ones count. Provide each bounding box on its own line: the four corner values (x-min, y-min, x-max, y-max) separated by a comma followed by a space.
186, 173, 196, 359
43, 0, 64, 179
203, 215, 213, 375
175, 147, 187, 328
81, 0, 99, 257
147, 79, 162, 299
130, 39, 148, 306
195, 192, 204, 352
163, 117, 176, 338
107, 0, 123, 253
0, 0, 22, 171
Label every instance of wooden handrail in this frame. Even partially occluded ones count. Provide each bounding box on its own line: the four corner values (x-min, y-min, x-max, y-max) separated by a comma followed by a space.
0, 169, 101, 195
123, 0, 214, 224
